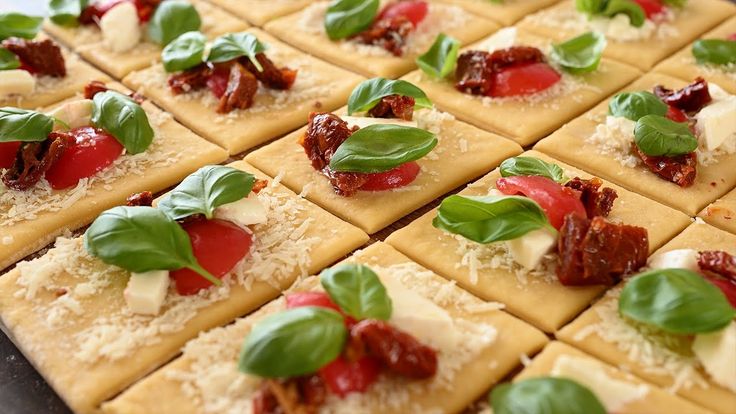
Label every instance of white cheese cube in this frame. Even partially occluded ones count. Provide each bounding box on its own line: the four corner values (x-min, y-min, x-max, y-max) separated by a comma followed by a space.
0, 69, 35, 97
123, 270, 170, 315
695, 97, 736, 151
49, 99, 93, 131
100, 2, 141, 53
214, 193, 268, 228
341, 116, 417, 129
647, 249, 700, 272
479, 27, 517, 52
505, 227, 557, 270
693, 321, 736, 393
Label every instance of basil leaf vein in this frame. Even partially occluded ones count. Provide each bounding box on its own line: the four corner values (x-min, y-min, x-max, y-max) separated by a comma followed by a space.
0, 13, 43, 41
48, 0, 89, 27
499, 156, 567, 183
692, 39, 736, 66
320, 263, 392, 320
550, 31, 607, 74
416, 33, 460, 79
490, 377, 607, 414
0, 48, 20, 70
608, 91, 668, 122
324, 0, 379, 40
207, 32, 268, 71
147, 0, 202, 46
91, 91, 154, 154
348, 78, 432, 115
633, 114, 697, 157
0, 107, 53, 142
162, 30, 207, 73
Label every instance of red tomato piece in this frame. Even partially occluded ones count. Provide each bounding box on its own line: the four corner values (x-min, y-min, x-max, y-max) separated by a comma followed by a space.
171, 218, 253, 295
496, 175, 587, 230
359, 161, 420, 192
87, 0, 152, 22
206, 65, 230, 99
489, 62, 561, 98
319, 356, 381, 397
44, 127, 124, 189
377, 0, 428, 27
631, 0, 665, 19
727, 33, 736, 41
286, 291, 342, 312
665, 105, 688, 123
0, 141, 21, 169
704, 274, 736, 309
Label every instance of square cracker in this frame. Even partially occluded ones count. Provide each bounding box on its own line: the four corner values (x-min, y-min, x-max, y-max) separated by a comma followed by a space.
517, 0, 736, 70
208, 0, 316, 26
400, 29, 642, 146
0, 161, 368, 414
385, 150, 692, 333
43, 0, 248, 79
534, 72, 736, 216
101, 242, 549, 414
557, 221, 736, 414
432, 0, 563, 26
0, 82, 229, 272
245, 107, 523, 234
263, 1, 500, 78
515, 341, 713, 414
699, 188, 736, 235
123, 28, 365, 155
654, 15, 736, 94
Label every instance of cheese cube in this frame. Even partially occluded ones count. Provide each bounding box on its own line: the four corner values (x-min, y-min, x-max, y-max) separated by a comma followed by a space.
479, 27, 517, 52
505, 227, 557, 270
123, 270, 170, 315
214, 193, 268, 228
647, 249, 700, 272
341, 116, 417, 130
100, 2, 141, 53
695, 97, 736, 151
0, 69, 35, 96
693, 321, 736, 393
49, 99, 93, 131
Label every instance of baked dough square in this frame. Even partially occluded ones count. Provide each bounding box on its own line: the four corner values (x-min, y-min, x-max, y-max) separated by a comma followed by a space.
263, 1, 500, 78
123, 28, 365, 155
517, 0, 736, 70
514, 341, 713, 414
654, 15, 736, 94
208, 0, 316, 26
43, 0, 248, 79
385, 150, 692, 333
401, 29, 642, 146
557, 221, 736, 414
534, 72, 736, 216
245, 107, 522, 234
432, 0, 563, 26
0, 82, 229, 272
699, 188, 736, 235
101, 242, 549, 414
0, 161, 369, 414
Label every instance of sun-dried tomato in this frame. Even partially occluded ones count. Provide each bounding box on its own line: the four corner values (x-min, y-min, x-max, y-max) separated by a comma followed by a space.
1, 132, 74, 190
489, 46, 545, 71
367, 94, 415, 120
557, 214, 648, 286
2, 38, 66, 77
699, 251, 736, 280
217, 62, 258, 113
252, 178, 269, 194
353, 16, 414, 57
564, 177, 618, 218
633, 146, 697, 187
126, 191, 153, 206
241, 53, 297, 90
455, 47, 545, 96
253, 376, 326, 414
654, 77, 712, 113
83, 80, 145, 104
168, 63, 212, 95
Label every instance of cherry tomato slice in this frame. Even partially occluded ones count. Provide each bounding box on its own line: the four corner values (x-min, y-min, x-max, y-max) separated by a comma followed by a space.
286, 291, 342, 312
665, 105, 688, 123
496, 175, 586, 230
0, 141, 21, 169
703, 274, 736, 309
319, 356, 381, 397
489, 62, 561, 98
44, 127, 124, 190
377, 0, 428, 27
631, 0, 665, 19
206, 65, 230, 99
359, 161, 420, 192
170, 218, 253, 295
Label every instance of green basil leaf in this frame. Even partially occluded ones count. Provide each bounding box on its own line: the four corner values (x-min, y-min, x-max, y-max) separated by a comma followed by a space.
0, 13, 43, 41
239, 306, 347, 377
84, 206, 220, 285
0, 48, 20, 71
575, 0, 607, 14
432, 195, 553, 244
91, 91, 154, 154
608, 91, 668, 122
619, 268, 736, 334
416, 33, 460, 79
490, 377, 607, 414
347, 78, 432, 115
0, 107, 53, 143
550, 31, 607, 74
324, 0, 379, 40
329, 124, 437, 173
48, 0, 88, 27
207, 32, 268, 71
320, 263, 392, 320
158, 165, 255, 221
692, 39, 736, 66
162, 31, 206, 73
633, 114, 697, 157
602, 0, 646, 27
499, 156, 567, 183
147, 0, 202, 46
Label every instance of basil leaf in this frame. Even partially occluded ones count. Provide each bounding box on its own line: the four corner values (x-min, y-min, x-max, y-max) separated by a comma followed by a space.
347, 78, 432, 115
499, 156, 567, 183
619, 268, 736, 334
0, 13, 43, 41
692, 39, 736, 66
0, 107, 53, 143
416, 33, 460, 79
0, 48, 20, 71
91, 91, 154, 154
48, 0, 88, 27
84, 206, 220, 285
329, 124, 437, 173
207, 32, 268, 71
550, 31, 607, 74
147, 0, 202, 46
239, 307, 347, 377
490, 377, 607, 414
158, 165, 255, 221
608, 91, 668, 122
432, 195, 553, 244
324, 0, 379, 40
162, 31, 206, 73
603, 0, 645, 28
633, 114, 697, 157
320, 264, 392, 321
575, 0, 606, 14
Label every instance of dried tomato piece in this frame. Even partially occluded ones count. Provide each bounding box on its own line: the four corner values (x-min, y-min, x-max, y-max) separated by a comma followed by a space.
455, 51, 494, 95
367, 94, 415, 120
653, 77, 712, 113
126, 191, 153, 206
699, 251, 736, 280
83, 80, 144, 104
252, 376, 326, 414
564, 177, 618, 218
2, 38, 66, 77
134, 0, 161, 22
353, 16, 414, 57
489, 46, 545, 71
217, 62, 258, 113
633, 146, 697, 187
168, 63, 212, 95
251, 178, 269, 194
241, 53, 297, 90
1, 132, 74, 190
323, 168, 368, 197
